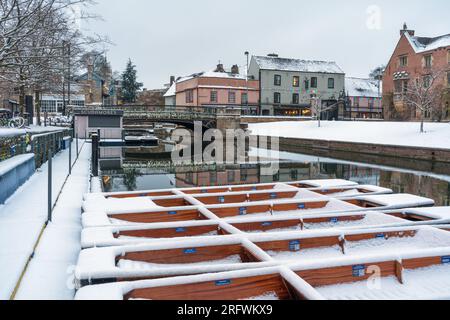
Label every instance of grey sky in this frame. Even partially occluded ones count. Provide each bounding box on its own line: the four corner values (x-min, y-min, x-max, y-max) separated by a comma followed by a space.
85, 0, 450, 89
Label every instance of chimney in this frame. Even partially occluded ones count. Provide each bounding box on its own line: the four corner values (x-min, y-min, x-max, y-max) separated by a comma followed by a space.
170, 76, 175, 86
400, 23, 415, 37
267, 53, 279, 58
231, 64, 239, 75
214, 63, 225, 73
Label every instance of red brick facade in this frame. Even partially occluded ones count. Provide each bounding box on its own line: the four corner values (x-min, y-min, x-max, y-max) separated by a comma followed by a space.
383, 27, 450, 120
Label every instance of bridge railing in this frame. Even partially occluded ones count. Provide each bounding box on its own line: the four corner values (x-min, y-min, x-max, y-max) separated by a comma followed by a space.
95, 105, 222, 115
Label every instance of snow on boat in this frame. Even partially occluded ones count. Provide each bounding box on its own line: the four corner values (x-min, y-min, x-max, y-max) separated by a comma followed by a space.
307, 185, 392, 198
75, 236, 276, 287
383, 207, 450, 226
91, 179, 359, 200
75, 267, 322, 300
225, 211, 407, 234
251, 226, 450, 263
81, 220, 230, 249
290, 246, 450, 300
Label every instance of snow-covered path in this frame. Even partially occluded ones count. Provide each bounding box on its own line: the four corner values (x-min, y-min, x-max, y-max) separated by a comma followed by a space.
0, 141, 90, 300
249, 121, 450, 150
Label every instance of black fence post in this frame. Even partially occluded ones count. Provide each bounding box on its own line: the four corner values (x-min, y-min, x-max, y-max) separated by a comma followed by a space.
48, 148, 52, 223
76, 133, 79, 158
69, 138, 72, 175
91, 134, 99, 177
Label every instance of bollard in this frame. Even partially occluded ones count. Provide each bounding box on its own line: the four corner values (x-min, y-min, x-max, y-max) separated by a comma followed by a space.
91, 134, 99, 177
76, 134, 79, 158
48, 148, 52, 223
69, 138, 72, 175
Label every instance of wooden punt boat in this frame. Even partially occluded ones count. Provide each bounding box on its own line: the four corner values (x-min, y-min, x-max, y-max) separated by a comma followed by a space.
251, 226, 450, 263
80, 221, 228, 249
290, 248, 450, 300
82, 206, 211, 228
205, 194, 434, 219
225, 211, 407, 234
75, 237, 275, 287
75, 267, 321, 300
383, 207, 450, 225
90, 179, 358, 200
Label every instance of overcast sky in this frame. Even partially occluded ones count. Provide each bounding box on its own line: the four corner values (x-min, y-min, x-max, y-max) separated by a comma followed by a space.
85, 0, 450, 89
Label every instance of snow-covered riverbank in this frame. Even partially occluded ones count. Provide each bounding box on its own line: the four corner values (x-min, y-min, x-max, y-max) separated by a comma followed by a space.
249, 121, 450, 150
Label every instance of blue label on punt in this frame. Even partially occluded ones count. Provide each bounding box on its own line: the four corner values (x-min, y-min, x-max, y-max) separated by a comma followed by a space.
202, 189, 208, 193
252, 187, 258, 191
352, 265, 366, 277
184, 248, 197, 254
175, 228, 186, 233
218, 196, 225, 203
330, 217, 339, 223
239, 207, 247, 215
442, 256, 450, 264
168, 211, 177, 215
140, 193, 147, 197
270, 193, 278, 199
298, 203, 306, 209
289, 240, 301, 252
375, 233, 386, 239
215, 279, 231, 286
262, 222, 272, 227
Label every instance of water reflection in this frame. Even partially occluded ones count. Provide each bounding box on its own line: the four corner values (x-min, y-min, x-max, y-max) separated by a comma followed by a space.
99, 147, 450, 206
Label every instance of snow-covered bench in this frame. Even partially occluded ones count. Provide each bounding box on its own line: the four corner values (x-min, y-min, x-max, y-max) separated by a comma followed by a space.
0, 153, 35, 204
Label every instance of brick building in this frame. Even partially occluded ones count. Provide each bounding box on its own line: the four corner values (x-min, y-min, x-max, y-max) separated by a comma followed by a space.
383, 24, 450, 120
345, 77, 383, 119
175, 64, 260, 114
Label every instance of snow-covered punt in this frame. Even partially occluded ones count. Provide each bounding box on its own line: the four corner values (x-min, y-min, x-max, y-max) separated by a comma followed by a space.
75, 267, 322, 300
76, 225, 450, 288
383, 207, 450, 226
87, 179, 359, 200
225, 211, 407, 234
76, 243, 450, 300
81, 194, 433, 228
76, 236, 276, 287
290, 246, 450, 300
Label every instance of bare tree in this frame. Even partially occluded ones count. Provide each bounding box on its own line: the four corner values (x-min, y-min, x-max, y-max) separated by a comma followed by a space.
310, 92, 345, 128
403, 68, 446, 133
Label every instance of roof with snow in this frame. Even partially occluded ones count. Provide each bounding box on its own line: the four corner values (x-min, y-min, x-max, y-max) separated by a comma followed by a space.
163, 83, 176, 97
405, 32, 450, 53
345, 77, 381, 98
253, 56, 345, 74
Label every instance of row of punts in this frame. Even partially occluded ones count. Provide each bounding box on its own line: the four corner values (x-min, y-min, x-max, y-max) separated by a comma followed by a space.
75, 179, 450, 300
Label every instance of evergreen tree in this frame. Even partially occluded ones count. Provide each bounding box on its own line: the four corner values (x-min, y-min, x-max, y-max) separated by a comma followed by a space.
122, 59, 143, 103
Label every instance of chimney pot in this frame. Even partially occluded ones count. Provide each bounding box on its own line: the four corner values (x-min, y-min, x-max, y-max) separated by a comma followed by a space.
231, 65, 239, 75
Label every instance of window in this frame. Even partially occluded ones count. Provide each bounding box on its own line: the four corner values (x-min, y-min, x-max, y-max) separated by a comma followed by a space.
311, 77, 318, 88
293, 76, 300, 87
354, 97, 360, 107
185, 89, 194, 103
424, 55, 432, 68
210, 91, 217, 103
228, 91, 236, 104
304, 79, 309, 90
274, 75, 282, 86
368, 98, 374, 109
274, 92, 281, 104
328, 78, 335, 89
241, 92, 248, 104
399, 55, 408, 67
423, 75, 431, 88
447, 71, 450, 87
292, 93, 299, 104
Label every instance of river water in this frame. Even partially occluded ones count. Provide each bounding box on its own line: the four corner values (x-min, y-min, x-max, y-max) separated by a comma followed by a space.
98, 143, 450, 206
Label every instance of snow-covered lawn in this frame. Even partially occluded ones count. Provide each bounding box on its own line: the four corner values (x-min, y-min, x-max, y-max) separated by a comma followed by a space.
248, 121, 450, 150
0, 141, 89, 300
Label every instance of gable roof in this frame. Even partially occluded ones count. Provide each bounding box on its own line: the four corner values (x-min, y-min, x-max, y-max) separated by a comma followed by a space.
252, 55, 345, 74
345, 77, 381, 98
405, 32, 450, 53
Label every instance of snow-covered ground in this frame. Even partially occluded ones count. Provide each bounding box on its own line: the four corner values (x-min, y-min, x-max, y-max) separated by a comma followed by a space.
249, 121, 450, 149
0, 141, 90, 300
0, 125, 66, 138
